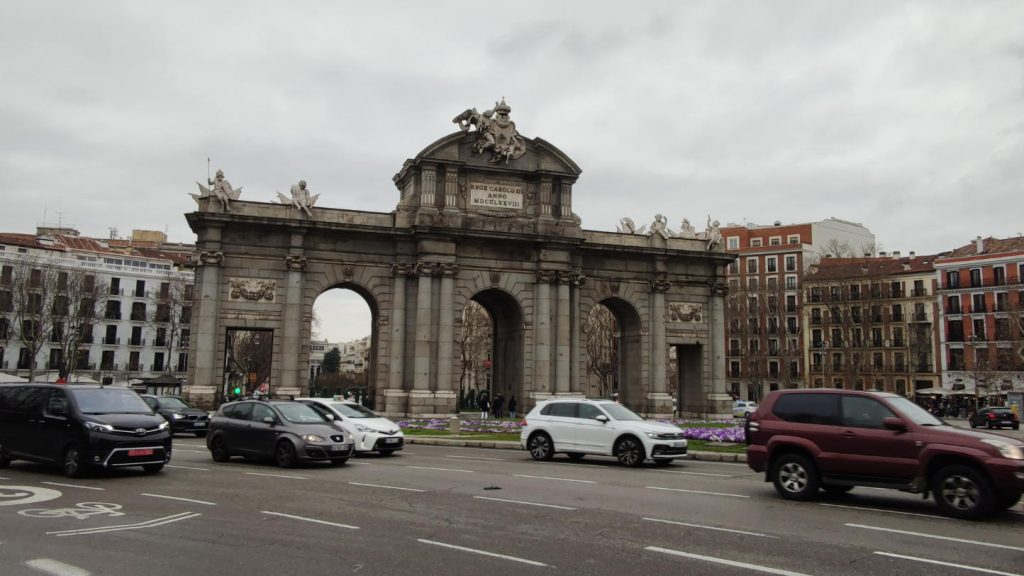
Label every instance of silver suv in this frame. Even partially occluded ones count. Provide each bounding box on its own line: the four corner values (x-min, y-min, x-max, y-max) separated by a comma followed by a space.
520, 398, 687, 466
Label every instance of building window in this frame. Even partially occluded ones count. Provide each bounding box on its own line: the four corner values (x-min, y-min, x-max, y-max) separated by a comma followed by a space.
110, 277, 121, 296
131, 302, 147, 321
969, 268, 982, 287
751, 238, 763, 247
766, 256, 777, 273
947, 295, 961, 314
746, 257, 759, 274
993, 266, 1006, 286
728, 261, 739, 274
748, 277, 759, 290
786, 276, 797, 290
727, 237, 739, 250
946, 271, 959, 288
153, 352, 165, 372
785, 255, 797, 272
786, 294, 797, 312
135, 280, 146, 298
787, 234, 800, 244
971, 293, 985, 314
769, 236, 781, 246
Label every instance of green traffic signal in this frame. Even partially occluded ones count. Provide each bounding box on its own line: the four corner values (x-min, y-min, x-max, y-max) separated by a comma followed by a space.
233, 387, 241, 395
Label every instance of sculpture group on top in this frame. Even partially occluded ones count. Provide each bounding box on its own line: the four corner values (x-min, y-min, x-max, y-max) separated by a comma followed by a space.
453, 98, 527, 165
617, 214, 724, 250
276, 180, 319, 218
191, 169, 319, 218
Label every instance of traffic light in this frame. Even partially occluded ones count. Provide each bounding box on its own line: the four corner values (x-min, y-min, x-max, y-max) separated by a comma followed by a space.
233, 387, 242, 395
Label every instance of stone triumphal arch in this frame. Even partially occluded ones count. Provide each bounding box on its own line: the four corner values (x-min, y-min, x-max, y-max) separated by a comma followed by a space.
185, 101, 735, 417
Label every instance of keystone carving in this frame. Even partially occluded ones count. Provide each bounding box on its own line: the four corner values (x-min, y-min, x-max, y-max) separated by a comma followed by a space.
284, 255, 307, 271
193, 250, 225, 267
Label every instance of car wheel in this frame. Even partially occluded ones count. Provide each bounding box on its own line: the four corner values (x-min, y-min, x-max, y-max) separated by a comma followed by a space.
822, 485, 853, 496
275, 441, 297, 468
0, 447, 10, 468
1013, 424, 1020, 430
931, 464, 995, 520
996, 492, 1021, 509
378, 450, 395, 457
143, 463, 164, 473
330, 457, 349, 466
527, 433, 554, 461
566, 453, 585, 461
653, 458, 674, 467
744, 412, 751, 418
771, 453, 819, 500
63, 444, 88, 479
614, 436, 645, 467
987, 422, 994, 429
969, 420, 977, 428
209, 437, 230, 462
194, 431, 208, 438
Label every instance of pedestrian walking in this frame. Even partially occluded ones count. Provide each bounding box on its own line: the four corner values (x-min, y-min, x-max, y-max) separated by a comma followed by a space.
493, 394, 504, 420
479, 395, 490, 419
508, 395, 518, 419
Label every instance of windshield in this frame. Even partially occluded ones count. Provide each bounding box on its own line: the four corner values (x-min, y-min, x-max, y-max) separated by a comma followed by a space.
599, 402, 644, 422
277, 403, 328, 424
887, 397, 944, 426
73, 389, 153, 414
330, 402, 377, 418
157, 397, 191, 410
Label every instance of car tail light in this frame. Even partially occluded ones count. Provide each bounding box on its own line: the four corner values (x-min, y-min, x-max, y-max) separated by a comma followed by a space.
520, 419, 528, 428
988, 412, 997, 420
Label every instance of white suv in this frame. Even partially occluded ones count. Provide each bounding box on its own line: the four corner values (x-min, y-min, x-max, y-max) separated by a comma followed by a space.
297, 398, 404, 455
520, 398, 687, 466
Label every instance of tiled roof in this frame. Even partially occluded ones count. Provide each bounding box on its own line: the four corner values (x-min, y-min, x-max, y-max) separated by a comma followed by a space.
806, 255, 940, 281
939, 236, 1024, 259
1, 232, 192, 266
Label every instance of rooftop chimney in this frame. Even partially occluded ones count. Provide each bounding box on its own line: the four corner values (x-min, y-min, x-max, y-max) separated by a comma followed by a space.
975, 236, 984, 254
892, 251, 901, 258
909, 251, 916, 258
879, 251, 887, 257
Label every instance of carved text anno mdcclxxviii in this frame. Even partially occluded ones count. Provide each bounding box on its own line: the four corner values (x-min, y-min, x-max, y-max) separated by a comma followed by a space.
469, 182, 523, 210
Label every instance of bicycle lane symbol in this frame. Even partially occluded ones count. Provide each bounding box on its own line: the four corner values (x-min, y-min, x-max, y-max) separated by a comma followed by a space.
19, 502, 125, 520
0, 486, 63, 507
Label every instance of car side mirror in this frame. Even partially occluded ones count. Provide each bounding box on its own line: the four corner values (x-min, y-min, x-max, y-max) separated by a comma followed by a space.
325, 414, 335, 421
882, 417, 907, 432
263, 416, 276, 425
595, 415, 609, 423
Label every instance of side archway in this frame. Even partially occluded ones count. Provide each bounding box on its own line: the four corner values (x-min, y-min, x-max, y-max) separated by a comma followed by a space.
596, 297, 644, 410
309, 281, 381, 407
467, 288, 525, 414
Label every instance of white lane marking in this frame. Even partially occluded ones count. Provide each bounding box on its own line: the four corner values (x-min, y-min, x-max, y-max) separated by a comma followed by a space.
874, 552, 1023, 576
474, 496, 577, 510
245, 472, 307, 480
643, 517, 776, 538
647, 547, 812, 576
447, 455, 506, 461
0, 486, 63, 507
25, 558, 92, 576
820, 503, 949, 520
165, 464, 209, 471
405, 466, 475, 473
41, 482, 104, 491
348, 482, 425, 493
0, 476, 9, 480
514, 474, 596, 484
651, 469, 732, 478
418, 538, 547, 567
646, 486, 750, 498
848, 523, 1024, 552
171, 449, 208, 453
261, 511, 359, 530
48, 512, 201, 537
141, 493, 217, 506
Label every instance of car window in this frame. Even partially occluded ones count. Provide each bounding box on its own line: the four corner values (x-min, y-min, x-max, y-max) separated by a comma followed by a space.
251, 403, 276, 423
45, 390, 70, 417
222, 402, 253, 420
71, 388, 153, 414
885, 397, 943, 425
772, 393, 839, 425
840, 396, 895, 429
157, 397, 191, 410
277, 403, 328, 423
1, 387, 47, 414
600, 402, 644, 422
329, 402, 377, 418
143, 396, 158, 409
541, 402, 577, 417
578, 404, 603, 420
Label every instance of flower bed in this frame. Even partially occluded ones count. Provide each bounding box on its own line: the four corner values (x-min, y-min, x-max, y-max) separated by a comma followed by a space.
398, 417, 746, 443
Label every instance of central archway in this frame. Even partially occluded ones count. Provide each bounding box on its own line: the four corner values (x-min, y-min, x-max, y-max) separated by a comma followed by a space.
471, 288, 524, 412
598, 297, 643, 409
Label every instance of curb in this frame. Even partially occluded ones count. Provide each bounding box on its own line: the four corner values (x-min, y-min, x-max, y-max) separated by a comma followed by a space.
406, 437, 747, 463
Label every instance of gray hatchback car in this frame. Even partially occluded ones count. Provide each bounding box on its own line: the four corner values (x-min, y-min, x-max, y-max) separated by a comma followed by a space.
206, 399, 353, 467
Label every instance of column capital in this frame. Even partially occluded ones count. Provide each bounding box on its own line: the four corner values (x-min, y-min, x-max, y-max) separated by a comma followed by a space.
439, 263, 459, 277
650, 272, 672, 292
414, 260, 438, 277
709, 281, 729, 297
391, 262, 413, 277
192, 250, 225, 267
535, 270, 556, 284
284, 255, 307, 271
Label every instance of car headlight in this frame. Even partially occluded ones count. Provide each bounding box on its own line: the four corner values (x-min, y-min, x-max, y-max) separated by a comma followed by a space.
84, 421, 113, 432
302, 434, 326, 443
354, 424, 375, 433
171, 413, 185, 419
981, 438, 1024, 460
158, 421, 170, 431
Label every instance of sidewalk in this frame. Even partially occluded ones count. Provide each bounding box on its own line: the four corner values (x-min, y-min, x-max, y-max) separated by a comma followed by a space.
405, 436, 748, 463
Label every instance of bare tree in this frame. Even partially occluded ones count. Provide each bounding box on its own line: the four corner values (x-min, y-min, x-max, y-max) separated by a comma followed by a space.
8, 257, 61, 382
147, 273, 192, 373
582, 304, 618, 397
458, 301, 492, 406
224, 329, 273, 400
56, 270, 107, 380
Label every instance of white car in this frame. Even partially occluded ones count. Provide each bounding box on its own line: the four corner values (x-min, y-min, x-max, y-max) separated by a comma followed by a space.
297, 398, 404, 455
520, 398, 687, 466
733, 400, 757, 418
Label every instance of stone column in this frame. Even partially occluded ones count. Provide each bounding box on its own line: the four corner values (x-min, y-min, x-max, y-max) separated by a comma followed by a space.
188, 233, 225, 408
555, 271, 572, 394
708, 279, 732, 416
420, 166, 436, 209
558, 182, 574, 222
436, 263, 458, 393
443, 170, 459, 213
388, 263, 409, 390
412, 261, 434, 391
650, 273, 671, 396
534, 271, 554, 395
570, 271, 585, 393
538, 179, 554, 220
279, 231, 306, 395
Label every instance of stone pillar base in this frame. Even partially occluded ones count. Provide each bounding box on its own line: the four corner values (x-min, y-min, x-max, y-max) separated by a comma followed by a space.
275, 386, 302, 400
643, 392, 675, 419
185, 386, 217, 411
705, 393, 735, 420
405, 390, 458, 418
381, 389, 410, 418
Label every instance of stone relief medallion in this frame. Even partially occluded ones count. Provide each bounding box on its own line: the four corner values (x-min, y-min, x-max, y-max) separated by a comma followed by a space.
668, 302, 704, 323
228, 278, 277, 302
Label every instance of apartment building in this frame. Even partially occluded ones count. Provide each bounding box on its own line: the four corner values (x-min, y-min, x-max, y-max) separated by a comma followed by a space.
802, 254, 942, 396
935, 236, 1024, 397
722, 218, 875, 401
0, 227, 193, 384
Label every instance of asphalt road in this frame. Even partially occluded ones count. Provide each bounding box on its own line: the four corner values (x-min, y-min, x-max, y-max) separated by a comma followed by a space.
0, 436, 1021, 576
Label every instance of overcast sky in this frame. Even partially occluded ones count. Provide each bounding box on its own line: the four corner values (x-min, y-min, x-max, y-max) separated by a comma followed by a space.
2, 1, 1022, 342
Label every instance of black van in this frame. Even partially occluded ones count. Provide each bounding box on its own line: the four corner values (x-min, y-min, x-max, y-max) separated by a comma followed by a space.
0, 384, 172, 477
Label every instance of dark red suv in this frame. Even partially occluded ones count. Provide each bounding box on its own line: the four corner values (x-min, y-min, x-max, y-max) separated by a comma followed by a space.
746, 389, 1024, 519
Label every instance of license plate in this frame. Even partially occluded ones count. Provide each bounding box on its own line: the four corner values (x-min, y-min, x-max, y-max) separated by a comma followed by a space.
194, 422, 206, 427
672, 442, 685, 448
385, 437, 400, 444
331, 445, 347, 452
128, 448, 154, 457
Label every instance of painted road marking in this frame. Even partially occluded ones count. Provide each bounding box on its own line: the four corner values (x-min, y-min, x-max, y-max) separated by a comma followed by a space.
165, 464, 210, 471
644, 517, 776, 538
447, 455, 506, 461
25, 558, 92, 576
245, 472, 307, 480
650, 469, 732, 478
514, 474, 596, 484
874, 552, 1022, 576
261, 511, 358, 530
418, 539, 547, 567
820, 503, 948, 520
647, 547, 812, 575
848, 523, 1024, 552
141, 493, 217, 506
0, 486, 63, 507
41, 482, 104, 491
406, 466, 474, 473
47, 512, 201, 537
646, 486, 750, 498
19, 502, 123, 520
171, 449, 208, 453
474, 496, 576, 510
348, 482, 425, 493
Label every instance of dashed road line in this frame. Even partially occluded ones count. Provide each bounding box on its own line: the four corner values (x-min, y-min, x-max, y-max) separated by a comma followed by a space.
245, 472, 307, 480
820, 503, 948, 520
165, 464, 210, 471
644, 517, 776, 538
141, 493, 217, 506
418, 539, 547, 567
647, 547, 812, 575
261, 511, 358, 530
514, 474, 596, 484
447, 455, 506, 461
48, 512, 201, 537
41, 482, 103, 491
874, 552, 1022, 576
171, 449, 208, 453
348, 482, 425, 492
847, 523, 1024, 552
474, 496, 576, 510
650, 469, 732, 478
406, 466, 474, 473
24, 558, 92, 576
646, 486, 749, 498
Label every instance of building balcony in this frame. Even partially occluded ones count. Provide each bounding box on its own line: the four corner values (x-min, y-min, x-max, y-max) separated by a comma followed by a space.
102, 337, 120, 345
129, 338, 146, 347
